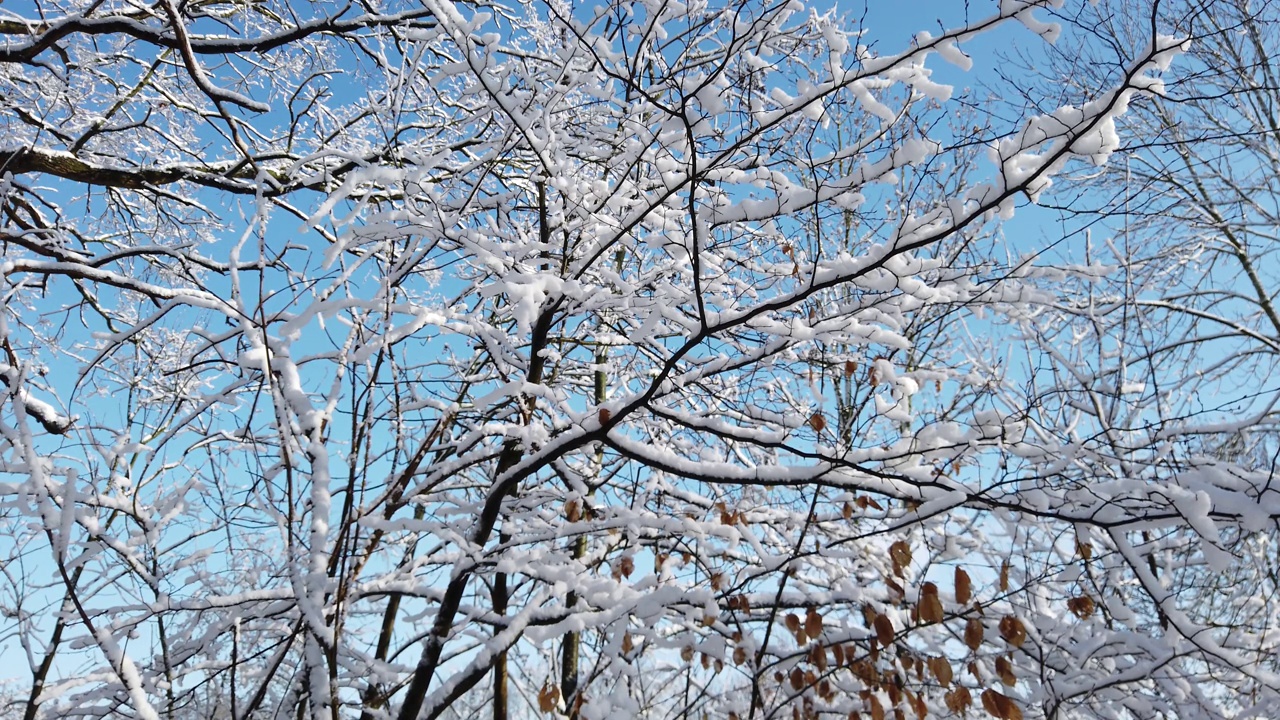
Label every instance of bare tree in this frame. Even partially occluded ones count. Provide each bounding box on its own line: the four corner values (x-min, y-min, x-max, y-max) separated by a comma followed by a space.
0, 1, 1257, 720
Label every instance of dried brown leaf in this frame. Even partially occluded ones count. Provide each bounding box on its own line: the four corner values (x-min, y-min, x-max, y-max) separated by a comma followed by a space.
1068, 595, 1096, 619
919, 583, 944, 624
538, 683, 560, 714
944, 687, 971, 714
955, 567, 972, 605
928, 656, 953, 687
805, 608, 824, 639
785, 613, 801, 635
996, 655, 1016, 686
889, 541, 912, 575
964, 617, 984, 651
874, 613, 894, 647
809, 643, 828, 672
870, 695, 885, 720
980, 689, 1022, 720
999, 616, 1026, 648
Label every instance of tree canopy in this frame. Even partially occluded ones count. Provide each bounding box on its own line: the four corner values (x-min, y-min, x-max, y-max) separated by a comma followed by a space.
1, 1, 1277, 719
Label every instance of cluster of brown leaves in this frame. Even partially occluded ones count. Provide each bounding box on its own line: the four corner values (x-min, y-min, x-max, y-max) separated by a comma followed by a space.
623, 542, 1094, 720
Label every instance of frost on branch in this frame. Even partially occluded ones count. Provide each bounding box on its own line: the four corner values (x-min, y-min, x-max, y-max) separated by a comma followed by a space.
0, 1, 1268, 720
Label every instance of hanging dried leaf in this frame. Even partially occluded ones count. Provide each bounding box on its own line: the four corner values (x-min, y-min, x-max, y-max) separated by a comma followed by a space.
874, 613, 895, 647
598, 407, 611, 425
810, 643, 828, 671
833, 642, 846, 666
889, 541, 912, 576
733, 645, 747, 666
999, 560, 1010, 592
911, 690, 928, 719
622, 632, 633, 654
1068, 595, 1096, 619
996, 655, 1017, 686
845, 360, 857, 377
980, 689, 1022, 720
790, 667, 805, 691
999, 616, 1026, 648
538, 682, 561, 714
870, 695, 885, 720
964, 617, 984, 651
944, 687, 972, 714
786, 613, 801, 635
862, 604, 879, 627
805, 608, 824, 639
1077, 540, 1093, 561
919, 583, 944, 624
886, 577, 906, 601
565, 499, 581, 522
809, 412, 826, 433
680, 644, 695, 662
980, 689, 1000, 718
843, 501, 854, 519
955, 567, 972, 605
928, 656, 953, 687
887, 680, 903, 706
